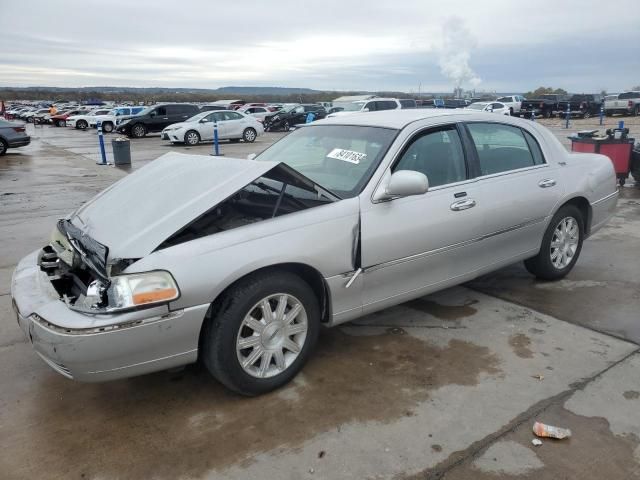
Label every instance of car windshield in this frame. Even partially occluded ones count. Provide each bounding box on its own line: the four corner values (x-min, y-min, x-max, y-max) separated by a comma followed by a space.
468, 103, 487, 110
255, 125, 397, 198
343, 102, 366, 112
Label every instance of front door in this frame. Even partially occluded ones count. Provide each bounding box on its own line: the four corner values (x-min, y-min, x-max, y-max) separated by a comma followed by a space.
148, 106, 169, 132
360, 124, 484, 313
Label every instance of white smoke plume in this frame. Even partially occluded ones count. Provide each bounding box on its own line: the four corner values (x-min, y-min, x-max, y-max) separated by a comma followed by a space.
438, 17, 481, 88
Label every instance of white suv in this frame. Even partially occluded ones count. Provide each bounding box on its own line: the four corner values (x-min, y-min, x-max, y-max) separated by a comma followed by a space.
328, 98, 401, 117
89, 106, 145, 133
67, 108, 111, 130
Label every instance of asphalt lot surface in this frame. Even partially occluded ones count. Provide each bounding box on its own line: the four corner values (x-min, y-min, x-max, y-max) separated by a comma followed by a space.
1, 116, 639, 479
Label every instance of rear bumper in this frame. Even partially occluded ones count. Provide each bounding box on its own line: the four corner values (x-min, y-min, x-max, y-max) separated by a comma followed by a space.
589, 190, 618, 236
8, 136, 31, 147
11, 250, 207, 382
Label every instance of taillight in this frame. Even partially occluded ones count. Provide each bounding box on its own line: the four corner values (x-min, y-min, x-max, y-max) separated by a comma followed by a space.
12, 127, 25, 133
629, 100, 634, 108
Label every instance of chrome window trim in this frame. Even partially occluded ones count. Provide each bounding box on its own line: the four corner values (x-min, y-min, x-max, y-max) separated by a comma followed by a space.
475, 163, 550, 181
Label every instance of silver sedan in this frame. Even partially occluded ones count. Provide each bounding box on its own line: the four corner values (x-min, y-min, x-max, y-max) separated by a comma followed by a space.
11, 110, 618, 395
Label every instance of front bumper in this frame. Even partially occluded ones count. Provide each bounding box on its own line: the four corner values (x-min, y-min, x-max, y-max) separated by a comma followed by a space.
11, 250, 208, 382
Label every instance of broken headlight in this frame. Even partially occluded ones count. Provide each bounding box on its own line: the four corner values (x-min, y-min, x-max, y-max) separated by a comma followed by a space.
108, 271, 180, 311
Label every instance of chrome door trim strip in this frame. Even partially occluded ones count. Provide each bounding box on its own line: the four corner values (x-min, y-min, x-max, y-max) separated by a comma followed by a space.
590, 190, 618, 206
363, 216, 546, 273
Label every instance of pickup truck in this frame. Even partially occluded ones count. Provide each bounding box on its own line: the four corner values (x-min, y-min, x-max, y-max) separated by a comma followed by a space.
496, 95, 525, 116
520, 94, 567, 118
557, 94, 604, 119
605, 91, 640, 116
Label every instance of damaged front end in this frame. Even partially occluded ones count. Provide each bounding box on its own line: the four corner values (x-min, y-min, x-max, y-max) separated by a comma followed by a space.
42, 219, 179, 313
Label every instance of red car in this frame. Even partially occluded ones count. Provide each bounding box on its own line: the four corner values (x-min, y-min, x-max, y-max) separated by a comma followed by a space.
50, 109, 92, 127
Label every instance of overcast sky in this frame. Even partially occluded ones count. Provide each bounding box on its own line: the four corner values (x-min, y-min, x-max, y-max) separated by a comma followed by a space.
2, 0, 639, 93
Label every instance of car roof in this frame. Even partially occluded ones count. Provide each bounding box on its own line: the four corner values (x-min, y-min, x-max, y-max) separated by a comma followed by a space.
318, 109, 481, 129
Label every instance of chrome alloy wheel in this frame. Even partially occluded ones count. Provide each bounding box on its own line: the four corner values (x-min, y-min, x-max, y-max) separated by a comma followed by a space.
550, 217, 579, 269
236, 293, 308, 378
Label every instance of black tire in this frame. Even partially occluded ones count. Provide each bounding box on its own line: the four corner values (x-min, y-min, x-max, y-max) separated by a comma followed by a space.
582, 111, 591, 119
76, 119, 88, 130
56, 119, 65, 127
524, 205, 584, 281
184, 130, 200, 145
102, 122, 114, 134
543, 110, 551, 119
202, 271, 320, 396
242, 127, 257, 143
509, 107, 514, 116
130, 123, 146, 138
0, 139, 7, 156
26, 117, 34, 123
282, 120, 290, 132
635, 106, 640, 117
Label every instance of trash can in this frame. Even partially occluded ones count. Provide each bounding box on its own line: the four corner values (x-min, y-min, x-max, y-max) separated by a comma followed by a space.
570, 134, 635, 186
111, 137, 131, 166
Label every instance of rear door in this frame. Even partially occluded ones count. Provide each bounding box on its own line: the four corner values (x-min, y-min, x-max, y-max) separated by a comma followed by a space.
360, 123, 484, 312
221, 111, 247, 138
464, 121, 563, 264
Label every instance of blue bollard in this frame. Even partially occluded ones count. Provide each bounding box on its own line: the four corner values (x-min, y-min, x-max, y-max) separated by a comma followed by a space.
96, 121, 107, 165
618, 120, 624, 130
565, 104, 571, 129
211, 121, 220, 156
599, 105, 604, 125
531, 110, 535, 122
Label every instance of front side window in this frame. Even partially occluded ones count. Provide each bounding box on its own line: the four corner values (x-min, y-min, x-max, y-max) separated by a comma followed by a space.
466, 123, 539, 175
393, 127, 467, 188
155, 107, 167, 116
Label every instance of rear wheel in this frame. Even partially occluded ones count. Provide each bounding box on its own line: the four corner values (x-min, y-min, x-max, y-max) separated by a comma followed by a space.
184, 130, 200, 145
202, 271, 320, 396
0, 139, 7, 156
102, 122, 114, 133
282, 120, 290, 132
635, 106, 640, 117
56, 119, 65, 127
524, 205, 584, 280
130, 123, 146, 138
582, 111, 591, 119
243, 127, 257, 143
543, 110, 551, 119
76, 120, 88, 130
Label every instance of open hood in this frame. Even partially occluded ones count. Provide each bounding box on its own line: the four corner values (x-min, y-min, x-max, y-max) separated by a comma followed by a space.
70, 153, 278, 259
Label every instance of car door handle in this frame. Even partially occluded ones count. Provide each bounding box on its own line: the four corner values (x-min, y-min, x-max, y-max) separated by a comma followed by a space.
450, 198, 476, 211
538, 179, 556, 188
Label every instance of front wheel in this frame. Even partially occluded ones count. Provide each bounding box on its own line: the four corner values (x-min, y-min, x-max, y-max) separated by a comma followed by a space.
524, 205, 584, 280
0, 139, 7, 156
76, 120, 88, 130
130, 123, 146, 138
282, 120, 290, 132
202, 271, 320, 396
102, 122, 114, 133
583, 111, 591, 119
184, 130, 200, 145
243, 128, 257, 143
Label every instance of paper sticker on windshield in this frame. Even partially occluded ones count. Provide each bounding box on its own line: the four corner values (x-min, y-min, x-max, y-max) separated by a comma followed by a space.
327, 148, 367, 164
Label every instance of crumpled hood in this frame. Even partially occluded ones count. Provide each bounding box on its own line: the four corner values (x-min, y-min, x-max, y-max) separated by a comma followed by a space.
70, 153, 277, 259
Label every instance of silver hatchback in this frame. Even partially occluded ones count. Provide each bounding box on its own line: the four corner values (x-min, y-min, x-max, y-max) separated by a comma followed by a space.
11, 110, 618, 395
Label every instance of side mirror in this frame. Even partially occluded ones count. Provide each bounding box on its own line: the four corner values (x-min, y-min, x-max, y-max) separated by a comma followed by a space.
378, 170, 429, 200
247, 153, 257, 160
488, 108, 494, 113
199, 118, 209, 123
362, 108, 370, 112
150, 111, 157, 117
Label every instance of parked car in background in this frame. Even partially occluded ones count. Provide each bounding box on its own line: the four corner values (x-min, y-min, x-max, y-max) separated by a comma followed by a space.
521, 94, 568, 119
67, 108, 111, 130
301, 104, 327, 120
0, 119, 30, 155
23, 108, 49, 123
11, 109, 617, 395
496, 95, 525, 116
443, 99, 470, 109
604, 91, 640, 116
558, 94, 604, 119
116, 104, 200, 138
263, 104, 308, 131
465, 102, 511, 115
200, 104, 229, 112
238, 105, 274, 121
161, 110, 263, 145
50, 109, 93, 127
90, 106, 146, 133
327, 98, 401, 117
399, 99, 417, 109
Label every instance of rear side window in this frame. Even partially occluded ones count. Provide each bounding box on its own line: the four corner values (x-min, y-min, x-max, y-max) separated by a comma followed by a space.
619, 92, 640, 100
466, 123, 539, 175
376, 101, 397, 110
399, 99, 417, 109
393, 127, 467, 187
